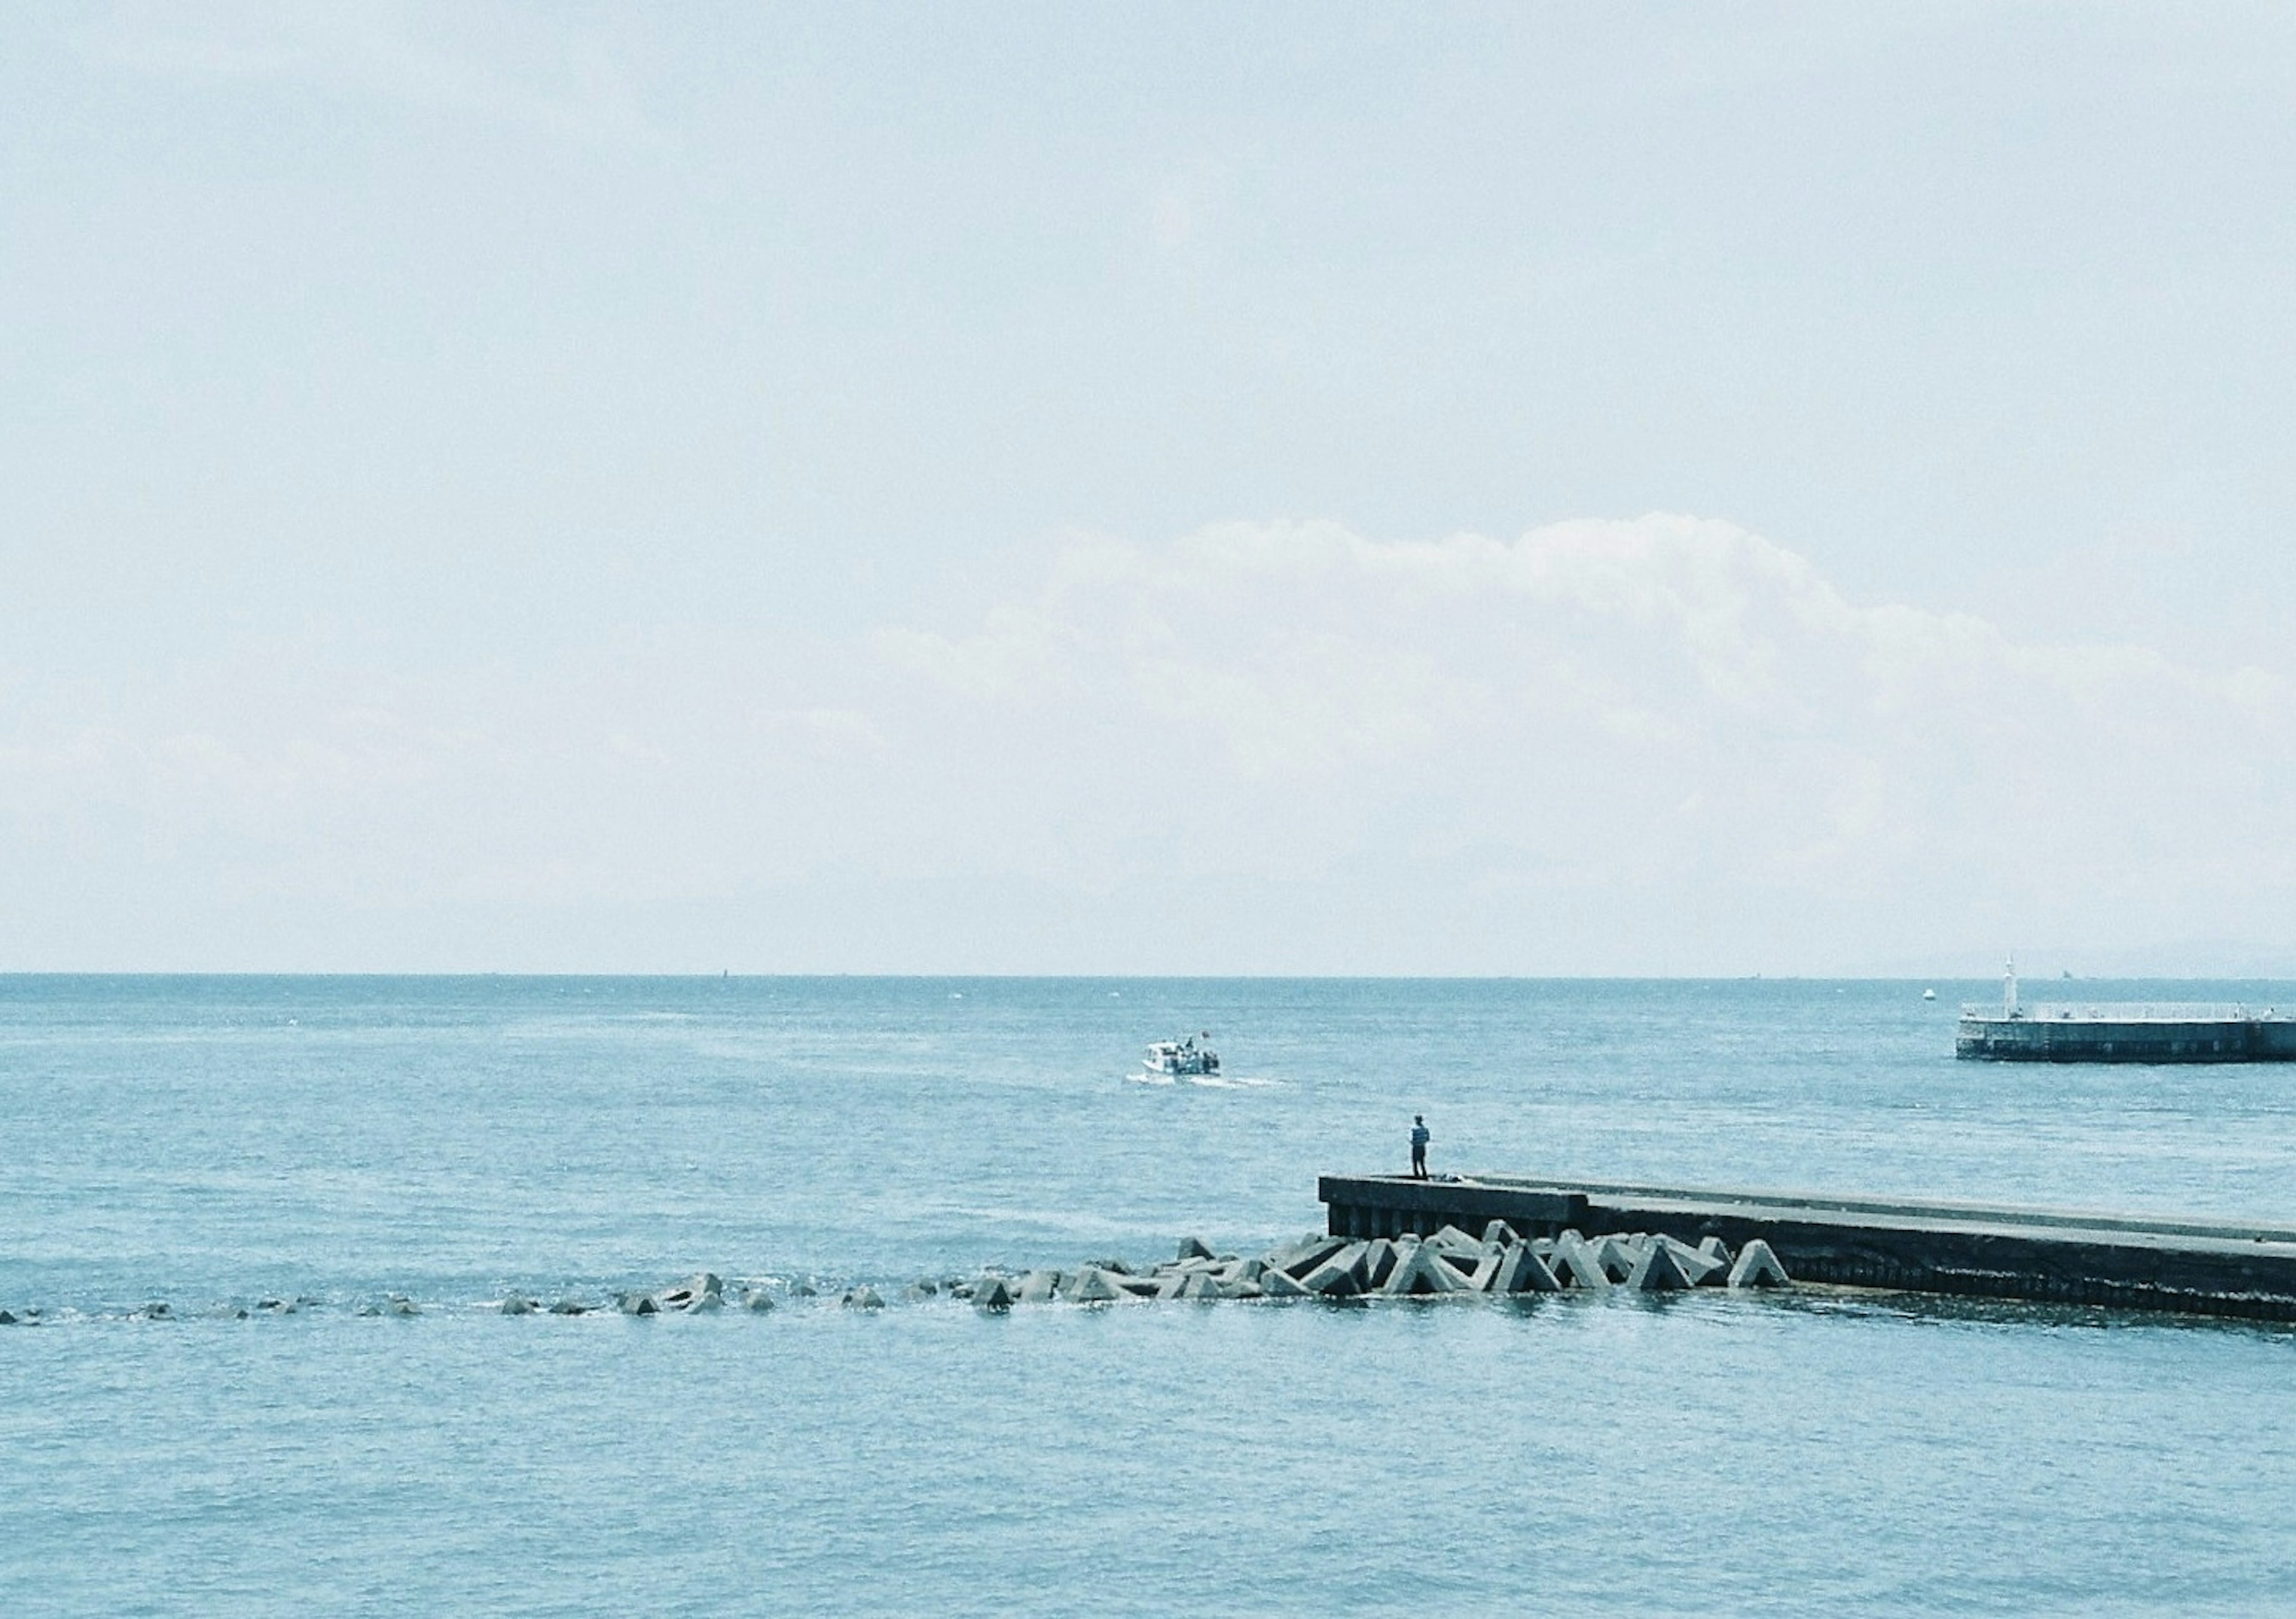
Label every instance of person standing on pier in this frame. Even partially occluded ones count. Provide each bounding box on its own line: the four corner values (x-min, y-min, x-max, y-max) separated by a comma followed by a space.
1409, 1115, 1430, 1179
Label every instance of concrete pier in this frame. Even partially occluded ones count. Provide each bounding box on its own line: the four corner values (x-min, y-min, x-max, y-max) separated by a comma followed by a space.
1320, 1173, 2296, 1322
1957, 1004, 2296, 1062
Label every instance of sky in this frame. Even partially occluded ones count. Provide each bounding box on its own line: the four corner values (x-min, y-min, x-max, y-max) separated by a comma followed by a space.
5, 2, 2296, 974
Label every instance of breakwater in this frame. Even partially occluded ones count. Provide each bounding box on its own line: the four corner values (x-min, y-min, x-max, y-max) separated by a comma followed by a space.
1321, 1173, 2296, 1321
1957, 1003, 2296, 1062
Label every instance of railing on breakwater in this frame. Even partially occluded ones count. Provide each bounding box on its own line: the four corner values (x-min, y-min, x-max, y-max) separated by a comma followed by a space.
1958, 1002, 2277, 1023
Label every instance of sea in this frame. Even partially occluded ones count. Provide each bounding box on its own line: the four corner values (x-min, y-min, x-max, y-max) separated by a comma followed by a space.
4, 975, 2295, 1615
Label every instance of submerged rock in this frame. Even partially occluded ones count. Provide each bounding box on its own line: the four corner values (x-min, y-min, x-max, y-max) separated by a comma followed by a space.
500, 1294, 536, 1316
548, 1300, 588, 1316
842, 1286, 885, 1310
973, 1275, 1016, 1311
654, 1273, 724, 1313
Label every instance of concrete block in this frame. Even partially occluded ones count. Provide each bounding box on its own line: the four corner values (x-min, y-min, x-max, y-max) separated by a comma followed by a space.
1117, 1276, 1162, 1300
1300, 1243, 1367, 1297
1550, 1234, 1611, 1289
744, 1288, 777, 1312
1465, 1251, 1503, 1292
1018, 1270, 1059, 1303
1727, 1239, 1791, 1289
1657, 1237, 1724, 1286
973, 1275, 1016, 1310
1382, 1245, 1465, 1296
1269, 1236, 1345, 1277
500, 1294, 536, 1316
1177, 1236, 1216, 1262
1361, 1239, 1401, 1289
1260, 1266, 1312, 1298
1233, 1257, 1267, 1284
1433, 1250, 1482, 1284
1178, 1271, 1219, 1300
1697, 1236, 1731, 1269
1217, 1275, 1263, 1300
548, 1300, 588, 1315
1492, 1242, 1563, 1294
1428, 1225, 1483, 1256
1155, 1271, 1190, 1300
841, 1286, 885, 1310
1482, 1219, 1522, 1247
1067, 1267, 1124, 1304
1625, 1242, 1696, 1291
1595, 1236, 1642, 1282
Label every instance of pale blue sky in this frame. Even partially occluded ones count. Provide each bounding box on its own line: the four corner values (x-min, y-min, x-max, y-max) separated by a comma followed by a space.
5, 4, 2296, 971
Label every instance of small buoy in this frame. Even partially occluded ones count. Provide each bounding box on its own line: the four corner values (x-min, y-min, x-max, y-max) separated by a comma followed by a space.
1922, 988, 1937, 1001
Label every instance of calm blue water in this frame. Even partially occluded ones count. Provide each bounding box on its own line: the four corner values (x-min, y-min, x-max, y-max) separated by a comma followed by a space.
5, 976, 2295, 1614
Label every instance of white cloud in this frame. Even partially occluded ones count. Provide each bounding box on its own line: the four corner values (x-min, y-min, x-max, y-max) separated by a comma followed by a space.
4, 514, 2292, 969
869, 515, 2296, 962
71, 5, 663, 148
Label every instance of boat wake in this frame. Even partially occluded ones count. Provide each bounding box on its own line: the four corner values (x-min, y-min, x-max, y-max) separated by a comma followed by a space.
1126, 1071, 1278, 1089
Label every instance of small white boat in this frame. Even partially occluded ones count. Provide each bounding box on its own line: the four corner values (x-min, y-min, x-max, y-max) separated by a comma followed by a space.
1140, 1032, 1221, 1080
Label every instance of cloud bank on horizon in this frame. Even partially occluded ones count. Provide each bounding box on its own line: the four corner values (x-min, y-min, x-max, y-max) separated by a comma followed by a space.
5, 514, 2289, 974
